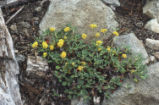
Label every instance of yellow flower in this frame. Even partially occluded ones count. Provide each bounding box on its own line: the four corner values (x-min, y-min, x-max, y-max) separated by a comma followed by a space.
64, 27, 71, 32
106, 46, 111, 52
98, 48, 102, 51
42, 41, 48, 49
89, 24, 97, 29
64, 35, 67, 40
60, 51, 67, 58
122, 54, 127, 59
113, 31, 119, 36
81, 61, 86, 65
32, 41, 38, 48
77, 66, 84, 71
49, 27, 55, 32
57, 39, 64, 48
96, 40, 103, 46
72, 62, 75, 66
131, 69, 136, 74
43, 52, 47, 58
50, 45, 54, 50
95, 32, 100, 38
101, 28, 108, 33
82, 33, 87, 39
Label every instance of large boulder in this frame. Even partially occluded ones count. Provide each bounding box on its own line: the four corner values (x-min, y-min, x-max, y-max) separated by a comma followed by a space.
113, 33, 149, 64
144, 19, 159, 33
102, 0, 120, 9
102, 62, 159, 105
143, 0, 159, 21
0, 9, 22, 105
40, 0, 118, 40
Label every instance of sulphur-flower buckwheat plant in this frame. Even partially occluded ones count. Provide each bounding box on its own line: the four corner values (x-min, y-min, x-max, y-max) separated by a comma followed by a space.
31, 25, 147, 102
32, 41, 38, 48
89, 24, 97, 29
113, 31, 119, 36
64, 27, 71, 32
81, 33, 87, 39
42, 41, 48, 49
95, 32, 100, 38
49, 27, 55, 32
101, 28, 107, 33
60, 51, 67, 58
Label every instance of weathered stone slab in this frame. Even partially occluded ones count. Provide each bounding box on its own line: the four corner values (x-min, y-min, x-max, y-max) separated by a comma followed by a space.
40, 0, 118, 40
113, 33, 149, 64
102, 62, 159, 105
0, 9, 22, 105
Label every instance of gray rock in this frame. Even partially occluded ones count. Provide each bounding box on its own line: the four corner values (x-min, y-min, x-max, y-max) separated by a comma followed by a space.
145, 19, 159, 33
40, 0, 118, 40
26, 56, 49, 77
10, 24, 17, 32
143, 0, 159, 21
16, 54, 25, 63
113, 33, 149, 64
35, 6, 42, 12
146, 38, 159, 50
93, 96, 101, 105
19, 21, 31, 28
149, 55, 156, 62
71, 98, 89, 105
154, 52, 159, 59
0, 9, 22, 105
102, 62, 159, 105
102, 0, 120, 9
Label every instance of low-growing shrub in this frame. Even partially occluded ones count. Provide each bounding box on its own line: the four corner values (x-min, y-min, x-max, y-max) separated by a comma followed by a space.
31, 24, 147, 100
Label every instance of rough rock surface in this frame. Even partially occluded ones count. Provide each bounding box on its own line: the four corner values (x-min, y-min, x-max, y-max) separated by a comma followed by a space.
40, 0, 118, 40
145, 19, 159, 33
154, 52, 159, 60
0, 9, 22, 105
146, 38, 159, 50
102, 62, 159, 105
71, 98, 89, 105
113, 33, 149, 64
102, 0, 120, 8
143, 0, 159, 21
26, 56, 49, 77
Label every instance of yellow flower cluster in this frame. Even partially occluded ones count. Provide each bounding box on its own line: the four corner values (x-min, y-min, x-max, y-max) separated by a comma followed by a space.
64, 35, 67, 40
81, 61, 86, 65
72, 62, 75, 66
106, 46, 111, 52
60, 51, 67, 58
130, 69, 136, 74
95, 32, 100, 38
122, 54, 127, 59
101, 28, 107, 33
90, 24, 97, 29
96, 40, 103, 46
57, 39, 64, 48
32, 41, 38, 48
64, 27, 71, 32
42, 41, 48, 49
98, 47, 102, 51
43, 52, 47, 57
77, 66, 84, 71
82, 33, 87, 39
49, 27, 55, 32
50, 45, 54, 50
113, 31, 119, 36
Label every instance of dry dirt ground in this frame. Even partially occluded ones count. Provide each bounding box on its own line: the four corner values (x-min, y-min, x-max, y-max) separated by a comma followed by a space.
2, 0, 159, 105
